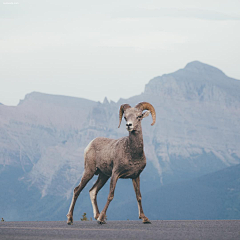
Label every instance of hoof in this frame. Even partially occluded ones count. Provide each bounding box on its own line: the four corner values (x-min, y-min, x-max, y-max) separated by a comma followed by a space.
142, 218, 151, 224
67, 215, 73, 225
143, 221, 151, 224
97, 220, 106, 225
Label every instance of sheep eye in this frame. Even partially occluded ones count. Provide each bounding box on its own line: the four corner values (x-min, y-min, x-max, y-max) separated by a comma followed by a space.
124, 117, 127, 121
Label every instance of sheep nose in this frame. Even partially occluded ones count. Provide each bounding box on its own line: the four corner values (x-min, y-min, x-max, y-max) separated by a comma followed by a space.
126, 123, 132, 127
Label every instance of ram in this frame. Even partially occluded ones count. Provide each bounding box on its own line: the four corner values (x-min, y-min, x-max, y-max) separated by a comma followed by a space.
67, 102, 156, 224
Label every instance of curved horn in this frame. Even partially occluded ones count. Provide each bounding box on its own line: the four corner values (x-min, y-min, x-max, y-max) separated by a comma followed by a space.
118, 104, 131, 128
135, 102, 156, 126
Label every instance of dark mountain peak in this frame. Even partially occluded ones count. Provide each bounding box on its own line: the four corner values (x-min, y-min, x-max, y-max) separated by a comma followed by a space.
144, 60, 233, 96
184, 61, 226, 76
185, 60, 208, 68
103, 97, 109, 104
18, 91, 50, 103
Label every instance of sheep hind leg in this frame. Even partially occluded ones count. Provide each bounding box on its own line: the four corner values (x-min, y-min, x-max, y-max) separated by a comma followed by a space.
67, 169, 95, 225
89, 172, 109, 220
97, 173, 119, 224
132, 176, 151, 224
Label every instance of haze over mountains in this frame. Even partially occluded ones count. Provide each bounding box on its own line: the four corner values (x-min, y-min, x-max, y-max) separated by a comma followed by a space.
0, 61, 240, 221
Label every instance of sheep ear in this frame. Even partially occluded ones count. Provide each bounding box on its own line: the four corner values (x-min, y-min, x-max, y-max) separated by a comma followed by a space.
142, 110, 150, 118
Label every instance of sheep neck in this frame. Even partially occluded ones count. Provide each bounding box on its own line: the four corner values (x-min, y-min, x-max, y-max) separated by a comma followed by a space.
128, 127, 144, 158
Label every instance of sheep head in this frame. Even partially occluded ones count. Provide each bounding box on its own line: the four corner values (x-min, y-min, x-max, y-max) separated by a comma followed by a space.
118, 102, 156, 131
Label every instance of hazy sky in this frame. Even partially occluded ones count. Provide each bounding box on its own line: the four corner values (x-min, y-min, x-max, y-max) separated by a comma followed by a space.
1, 0, 240, 106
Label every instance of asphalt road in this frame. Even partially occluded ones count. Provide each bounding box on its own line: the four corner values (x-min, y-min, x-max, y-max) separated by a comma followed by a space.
0, 220, 240, 240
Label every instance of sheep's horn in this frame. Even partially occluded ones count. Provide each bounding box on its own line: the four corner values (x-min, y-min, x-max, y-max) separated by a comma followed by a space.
118, 104, 131, 128
135, 102, 156, 126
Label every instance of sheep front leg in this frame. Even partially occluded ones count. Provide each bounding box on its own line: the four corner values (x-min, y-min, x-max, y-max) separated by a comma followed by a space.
97, 173, 119, 224
132, 176, 151, 224
67, 170, 94, 225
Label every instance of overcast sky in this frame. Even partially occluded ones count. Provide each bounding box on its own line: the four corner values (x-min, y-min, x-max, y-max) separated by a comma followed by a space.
1, 0, 240, 106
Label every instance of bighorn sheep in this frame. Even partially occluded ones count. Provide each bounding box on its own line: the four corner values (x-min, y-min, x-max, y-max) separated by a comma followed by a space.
67, 102, 156, 224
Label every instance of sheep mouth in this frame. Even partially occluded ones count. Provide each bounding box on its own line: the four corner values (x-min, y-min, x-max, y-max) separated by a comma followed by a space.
126, 126, 134, 132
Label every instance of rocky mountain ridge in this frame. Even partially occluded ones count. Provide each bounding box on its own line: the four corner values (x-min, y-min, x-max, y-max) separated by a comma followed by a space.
0, 61, 240, 220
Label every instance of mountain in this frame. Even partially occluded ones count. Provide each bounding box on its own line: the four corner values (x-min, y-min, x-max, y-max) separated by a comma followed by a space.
0, 61, 240, 221
128, 60, 240, 183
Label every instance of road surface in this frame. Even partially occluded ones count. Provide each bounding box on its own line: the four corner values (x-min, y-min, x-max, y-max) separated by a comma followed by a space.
0, 220, 240, 240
